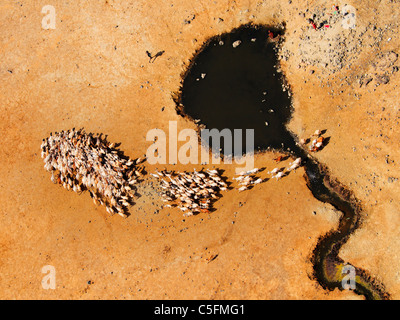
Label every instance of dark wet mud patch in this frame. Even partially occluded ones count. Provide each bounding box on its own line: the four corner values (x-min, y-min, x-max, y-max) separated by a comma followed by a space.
174, 24, 302, 157
174, 23, 389, 300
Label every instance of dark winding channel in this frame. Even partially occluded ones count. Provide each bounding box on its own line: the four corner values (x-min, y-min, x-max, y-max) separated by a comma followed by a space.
174, 24, 389, 299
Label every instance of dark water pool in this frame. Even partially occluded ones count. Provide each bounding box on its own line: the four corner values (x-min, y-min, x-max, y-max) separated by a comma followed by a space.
177, 24, 302, 157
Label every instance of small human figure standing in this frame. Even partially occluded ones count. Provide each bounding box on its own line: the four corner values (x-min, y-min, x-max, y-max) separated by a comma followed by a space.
308, 18, 317, 30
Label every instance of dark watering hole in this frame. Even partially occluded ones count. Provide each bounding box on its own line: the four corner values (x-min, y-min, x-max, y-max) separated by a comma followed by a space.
174, 24, 388, 299
176, 24, 301, 157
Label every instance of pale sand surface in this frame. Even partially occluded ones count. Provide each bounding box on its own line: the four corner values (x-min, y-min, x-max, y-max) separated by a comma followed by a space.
0, 0, 399, 299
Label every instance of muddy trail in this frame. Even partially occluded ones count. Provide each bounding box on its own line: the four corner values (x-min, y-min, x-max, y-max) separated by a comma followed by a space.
304, 158, 389, 299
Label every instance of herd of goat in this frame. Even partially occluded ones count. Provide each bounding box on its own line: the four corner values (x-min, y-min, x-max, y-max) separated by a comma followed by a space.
41, 128, 327, 217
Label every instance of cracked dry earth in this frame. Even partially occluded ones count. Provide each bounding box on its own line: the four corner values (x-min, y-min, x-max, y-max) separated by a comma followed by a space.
1, 0, 400, 299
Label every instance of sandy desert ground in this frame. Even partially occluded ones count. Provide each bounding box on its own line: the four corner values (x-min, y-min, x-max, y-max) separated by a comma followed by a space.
1, 0, 400, 299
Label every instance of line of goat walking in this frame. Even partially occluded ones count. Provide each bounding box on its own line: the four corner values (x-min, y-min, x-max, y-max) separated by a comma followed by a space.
41, 128, 326, 218
231, 156, 303, 192
150, 157, 304, 215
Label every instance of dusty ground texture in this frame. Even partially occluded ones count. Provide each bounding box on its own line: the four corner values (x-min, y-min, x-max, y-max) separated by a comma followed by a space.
0, 0, 399, 299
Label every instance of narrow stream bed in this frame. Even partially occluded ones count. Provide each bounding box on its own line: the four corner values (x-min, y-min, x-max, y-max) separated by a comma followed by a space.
175, 24, 388, 300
